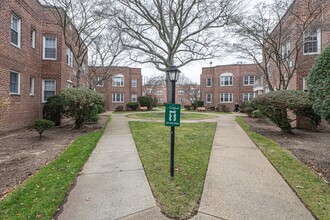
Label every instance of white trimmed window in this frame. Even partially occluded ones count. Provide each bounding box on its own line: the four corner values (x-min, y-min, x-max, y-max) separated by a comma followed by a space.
156, 90, 163, 95
112, 74, 124, 87
66, 47, 73, 67
178, 97, 184, 103
96, 77, 104, 87
131, 94, 137, 102
243, 93, 255, 102
281, 40, 290, 60
10, 71, 20, 95
179, 90, 185, 95
131, 79, 137, 87
30, 77, 35, 96
304, 29, 321, 54
31, 29, 36, 48
243, 76, 255, 85
42, 79, 56, 102
66, 80, 73, 88
206, 93, 212, 103
206, 78, 212, 87
158, 98, 163, 103
112, 93, 124, 103
11, 14, 21, 47
220, 93, 233, 103
220, 73, 233, 86
43, 36, 57, 60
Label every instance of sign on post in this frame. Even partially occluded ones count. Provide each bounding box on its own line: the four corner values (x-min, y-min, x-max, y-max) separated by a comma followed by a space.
165, 104, 181, 127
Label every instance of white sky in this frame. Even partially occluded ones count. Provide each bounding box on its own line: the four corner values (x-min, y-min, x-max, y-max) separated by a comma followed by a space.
139, 0, 267, 84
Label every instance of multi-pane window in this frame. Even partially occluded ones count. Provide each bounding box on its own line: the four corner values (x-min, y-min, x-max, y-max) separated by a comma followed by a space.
112, 76, 124, 87
178, 98, 184, 103
11, 14, 21, 47
30, 77, 34, 96
281, 40, 291, 60
179, 90, 185, 95
206, 93, 212, 103
158, 98, 163, 103
243, 93, 255, 102
43, 36, 57, 59
31, 29, 36, 48
243, 76, 255, 85
220, 76, 233, 86
66, 47, 73, 67
206, 78, 212, 87
220, 93, 233, 103
42, 80, 56, 102
96, 77, 104, 87
131, 94, 137, 102
66, 80, 73, 88
131, 79, 137, 87
304, 29, 321, 54
112, 93, 124, 102
10, 71, 20, 94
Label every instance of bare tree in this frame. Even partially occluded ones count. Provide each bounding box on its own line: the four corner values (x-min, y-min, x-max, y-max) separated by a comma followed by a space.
87, 32, 128, 89
143, 74, 166, 96
104, 0, 242, 101
43, 0, 107, 86
234, 0, 328, 91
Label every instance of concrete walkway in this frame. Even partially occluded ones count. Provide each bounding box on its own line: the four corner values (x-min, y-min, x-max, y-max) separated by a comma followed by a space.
57, 113, 315, 220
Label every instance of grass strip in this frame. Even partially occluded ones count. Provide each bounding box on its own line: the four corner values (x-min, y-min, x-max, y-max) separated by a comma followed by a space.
0, 117, 110, 220
129, 121, 216, 219
236, 117, 330, 220
127, 112, 217, 120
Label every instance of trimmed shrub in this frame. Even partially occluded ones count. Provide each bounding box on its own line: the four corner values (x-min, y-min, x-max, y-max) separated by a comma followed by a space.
126, 102, 139, 111
308, 45, 330, 124
137, 96, 153, 110
252, 90, 320, 132
35, 119, 55, 139
243, 107, 254, 117
184, 105, 191, 110
115, 105, 124, 112
60, 88, 105, 129
43, 95, 67, 126
217, 104, 230, 112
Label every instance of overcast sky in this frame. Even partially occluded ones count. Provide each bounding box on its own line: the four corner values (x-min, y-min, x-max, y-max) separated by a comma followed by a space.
140, 0, 267, 84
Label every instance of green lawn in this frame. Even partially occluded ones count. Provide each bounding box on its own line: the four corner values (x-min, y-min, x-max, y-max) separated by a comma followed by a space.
236, 117, 330, 220
129, 121, 216, 219
127, 112, 217, 120
0, 117, 110, 220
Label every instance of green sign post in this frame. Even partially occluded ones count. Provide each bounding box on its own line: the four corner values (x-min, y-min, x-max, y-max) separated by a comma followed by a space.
165, 104, 181, 127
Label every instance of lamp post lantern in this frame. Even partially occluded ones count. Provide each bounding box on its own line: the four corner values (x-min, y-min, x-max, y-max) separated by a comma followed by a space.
166, 66, 181, 180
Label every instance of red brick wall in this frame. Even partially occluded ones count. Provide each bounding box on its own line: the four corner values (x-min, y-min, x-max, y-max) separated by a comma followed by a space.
200, 64, 260, 111
0, 0, 85, 133
0, 0, 43, 133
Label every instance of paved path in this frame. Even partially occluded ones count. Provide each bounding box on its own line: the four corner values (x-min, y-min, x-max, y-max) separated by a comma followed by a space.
57, 113, 315, 220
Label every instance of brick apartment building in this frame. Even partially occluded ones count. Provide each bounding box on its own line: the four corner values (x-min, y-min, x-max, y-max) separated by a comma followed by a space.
143, 82, 200, 106
266, 0, 330, 92
265, 0, 330, 129
200, 64, 261, 111
95, 67, 142, 111
0, 0, 88, 133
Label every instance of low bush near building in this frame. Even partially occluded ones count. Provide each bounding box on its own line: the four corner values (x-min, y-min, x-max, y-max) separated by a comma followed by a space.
126, 102, 139, 111
34, 119, 55, 139
43, 95, 68, 126
251, 90, 320, 133
216, 104, 230, 112
137, 96, 153, 110
60, 88, 105, 129
115, 105, 124, 112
